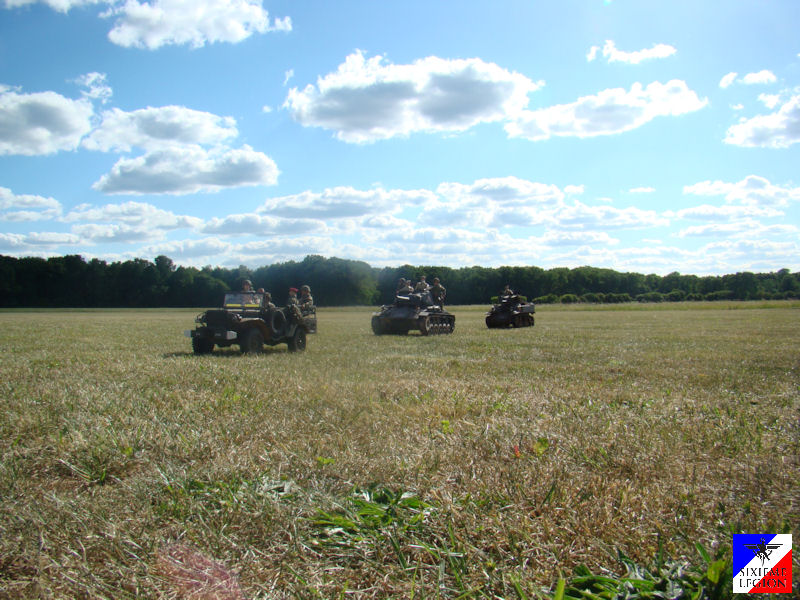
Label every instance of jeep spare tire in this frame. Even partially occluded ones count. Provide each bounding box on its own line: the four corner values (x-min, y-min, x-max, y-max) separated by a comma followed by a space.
270, 310, 287, 337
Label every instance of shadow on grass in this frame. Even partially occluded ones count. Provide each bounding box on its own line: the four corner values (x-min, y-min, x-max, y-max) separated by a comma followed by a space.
164, 346, 291, 359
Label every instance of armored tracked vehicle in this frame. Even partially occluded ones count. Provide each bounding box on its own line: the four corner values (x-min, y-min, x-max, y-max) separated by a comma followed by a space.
371, 290, 455, 335
185, 292, 316, 354
485, 294, 535, 328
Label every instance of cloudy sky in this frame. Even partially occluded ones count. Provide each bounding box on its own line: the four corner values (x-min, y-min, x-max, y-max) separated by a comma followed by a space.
1, 0, 799, 274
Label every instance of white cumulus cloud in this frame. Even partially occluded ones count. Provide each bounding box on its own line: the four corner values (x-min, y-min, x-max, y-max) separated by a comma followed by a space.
740, 70, 777, 85
72, 222, 166, 243
140, 237, 231, 259
541, 230, 620, 247
720, 70, 777, 88
758, 93, 781, 109
674, 204, 782, 221
679, 220, 796, 238
75, 72, 113, 104
202, 213, 326, 236
284, 50, 542, 143
104, 0, 291, 49
0, 86, 93, 155
589, 40, 677, 65
83, 105, 238, 152
437, 176, 565, 206
92, 144, 279, 195
4, 0, 291, 49
63, 200, 202, 229
3, 0, 103, 11
506, 80, 707, 141
0, 187, 62, 221
684, 175, 800, 207
257, 186, 435, 219
719, 72, 738, 89
0, 231, 80, 250
724, 95, 800, 148
552, 200, 669, 229
418, 177, 567, 228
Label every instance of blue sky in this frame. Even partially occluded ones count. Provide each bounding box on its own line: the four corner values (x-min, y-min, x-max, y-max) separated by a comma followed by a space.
1, 0, 798, 275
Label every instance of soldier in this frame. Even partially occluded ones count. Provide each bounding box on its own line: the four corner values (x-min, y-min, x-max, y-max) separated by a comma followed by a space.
500, 284, 514, 298
414, 275, 430, 292
242, 279, 254, 292
263, 291, 276, 309
287, 287, 299, 305
299, 285, 314, 311
397, 279, 414, 295
430, 277, 446, 305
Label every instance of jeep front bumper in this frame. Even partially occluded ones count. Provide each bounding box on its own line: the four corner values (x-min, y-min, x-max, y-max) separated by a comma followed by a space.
184, 328, 237, 341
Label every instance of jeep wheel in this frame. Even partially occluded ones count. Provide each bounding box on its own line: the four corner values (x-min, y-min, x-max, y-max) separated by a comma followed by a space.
241, 328, 264, 354
192, 336, 214, 355
288, 327, 306, 352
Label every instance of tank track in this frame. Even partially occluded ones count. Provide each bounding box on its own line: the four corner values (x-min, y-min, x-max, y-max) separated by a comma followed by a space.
418, 314, 455, 335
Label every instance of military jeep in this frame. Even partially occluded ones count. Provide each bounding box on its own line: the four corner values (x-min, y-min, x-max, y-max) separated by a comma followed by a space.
185, 292, 316, 355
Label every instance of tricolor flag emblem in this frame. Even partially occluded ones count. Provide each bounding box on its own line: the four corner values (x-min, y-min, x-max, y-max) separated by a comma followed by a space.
733, 534, 792, 593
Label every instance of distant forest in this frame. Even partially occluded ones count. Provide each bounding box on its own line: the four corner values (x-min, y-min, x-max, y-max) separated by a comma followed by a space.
1, 253, 799, 308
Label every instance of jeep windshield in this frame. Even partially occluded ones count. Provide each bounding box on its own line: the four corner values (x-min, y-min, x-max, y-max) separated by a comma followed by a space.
223, 292, 263, 309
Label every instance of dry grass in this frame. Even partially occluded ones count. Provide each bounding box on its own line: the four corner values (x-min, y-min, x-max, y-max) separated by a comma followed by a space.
0, 303, 798, 598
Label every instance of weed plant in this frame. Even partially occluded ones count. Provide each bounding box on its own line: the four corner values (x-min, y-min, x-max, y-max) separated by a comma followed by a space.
0, 304, 798, 598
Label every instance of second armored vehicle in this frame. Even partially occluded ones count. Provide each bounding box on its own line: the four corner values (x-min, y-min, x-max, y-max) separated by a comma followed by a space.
372, 290, 455, 335
485, 294, 535, 328
185, 291, 316, 354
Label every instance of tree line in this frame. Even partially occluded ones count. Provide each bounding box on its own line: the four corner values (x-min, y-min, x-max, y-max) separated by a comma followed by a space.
1, 253, 798, 308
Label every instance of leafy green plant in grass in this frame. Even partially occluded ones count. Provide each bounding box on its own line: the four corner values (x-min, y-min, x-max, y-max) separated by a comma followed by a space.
311, 485, 434, 572
155, 473, 295, 522
57, 441, 135, 485
312, 485, 432, 542
543, 543, 733, 600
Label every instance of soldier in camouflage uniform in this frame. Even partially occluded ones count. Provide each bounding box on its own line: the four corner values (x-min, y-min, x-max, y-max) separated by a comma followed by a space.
286, 287, 303, 321
299, 285, 314, 313
263, 291, 276, 309
430, 277, 446, 305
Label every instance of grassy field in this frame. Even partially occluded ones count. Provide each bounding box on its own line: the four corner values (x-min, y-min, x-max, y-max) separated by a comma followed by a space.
0, 303, 798, 598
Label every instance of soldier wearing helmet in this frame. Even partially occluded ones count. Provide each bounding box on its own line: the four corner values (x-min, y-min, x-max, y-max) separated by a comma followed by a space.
300, 285, 314, 311
262, 290, 275, 309
430, 277, 446, 305
397, 278, 414, 296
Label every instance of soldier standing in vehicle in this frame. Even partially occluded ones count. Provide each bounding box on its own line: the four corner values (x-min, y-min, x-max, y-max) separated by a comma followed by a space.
300, 285, 314, 311
430, 277, 446, 305
287, 287, 299, 305
414, 275, 430, 292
